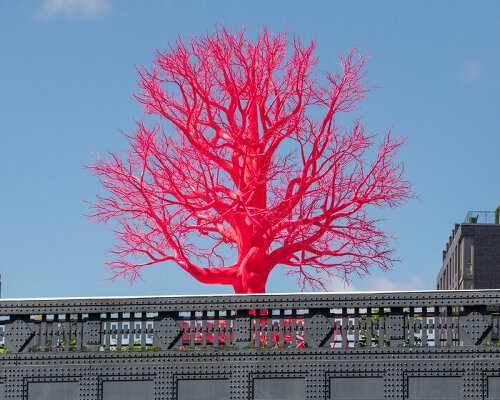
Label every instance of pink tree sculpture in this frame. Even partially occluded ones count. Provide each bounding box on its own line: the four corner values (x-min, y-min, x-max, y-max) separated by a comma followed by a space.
88, 27, 413, 294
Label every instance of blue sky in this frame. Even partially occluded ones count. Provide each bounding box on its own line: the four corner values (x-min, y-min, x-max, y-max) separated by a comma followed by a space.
1, 1, 499, 298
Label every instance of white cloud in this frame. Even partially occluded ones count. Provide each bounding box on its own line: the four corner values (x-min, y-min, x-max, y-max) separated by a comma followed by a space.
39, 0, 110, 19
327, 274, 427, 293
459, 60, 482, 83
358, 274, 426, 292
326, 279, 359, 292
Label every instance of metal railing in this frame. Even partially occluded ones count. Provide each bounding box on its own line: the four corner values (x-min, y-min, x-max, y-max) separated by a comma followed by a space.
1, 290, 498, 354
0, 290, 499, 399
464, 210, 498, 224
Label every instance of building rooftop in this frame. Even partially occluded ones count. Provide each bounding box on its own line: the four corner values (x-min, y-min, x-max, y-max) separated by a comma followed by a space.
464, 210, 498, 224
438, 208, 500, 291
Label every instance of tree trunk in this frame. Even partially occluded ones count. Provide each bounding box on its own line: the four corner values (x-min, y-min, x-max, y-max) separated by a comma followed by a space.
184, 247, 271, 294
233, 277, 267, 294
232, 247, 270, 294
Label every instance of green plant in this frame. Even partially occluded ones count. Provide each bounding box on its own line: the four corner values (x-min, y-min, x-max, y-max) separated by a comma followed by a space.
358, 310, 422, 347
120, 344, 157, 351
58, 339, 87, 352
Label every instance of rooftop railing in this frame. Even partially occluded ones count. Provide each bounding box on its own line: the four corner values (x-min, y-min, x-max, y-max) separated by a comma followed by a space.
0, 290, 498, 354
464, 210, 498, 224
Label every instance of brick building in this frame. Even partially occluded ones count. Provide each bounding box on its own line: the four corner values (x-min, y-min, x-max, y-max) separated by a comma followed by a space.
437, 210, 500, 290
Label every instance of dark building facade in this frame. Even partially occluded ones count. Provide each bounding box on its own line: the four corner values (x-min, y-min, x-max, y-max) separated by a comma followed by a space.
437, 210, 500, 290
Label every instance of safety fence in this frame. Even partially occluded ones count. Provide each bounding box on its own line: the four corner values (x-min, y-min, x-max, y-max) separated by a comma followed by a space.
0, 290, 498, 399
